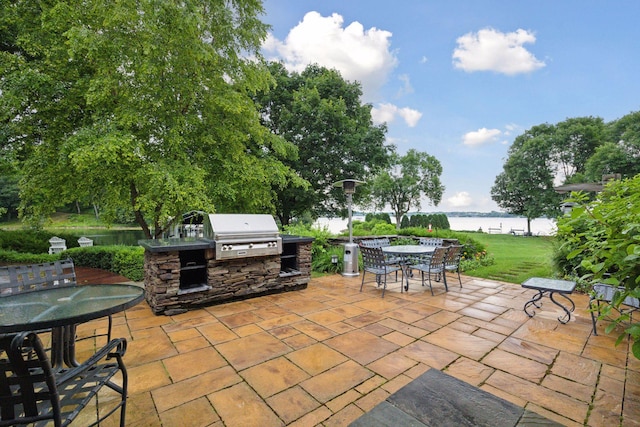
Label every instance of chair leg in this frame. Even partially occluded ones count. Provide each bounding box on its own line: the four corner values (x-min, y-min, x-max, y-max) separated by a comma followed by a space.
442, 269, 448, 292
360, 271, 366, 292
427, 271, 434, 295
590, 297, 599, 335
381, 274, 386, 298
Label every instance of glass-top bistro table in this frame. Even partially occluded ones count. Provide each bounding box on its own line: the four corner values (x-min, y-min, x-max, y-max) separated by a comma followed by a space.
0, 284, 144, 368
382, 245, 436, 292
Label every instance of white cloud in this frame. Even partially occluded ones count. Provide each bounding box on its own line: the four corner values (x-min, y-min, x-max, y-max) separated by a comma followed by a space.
397, 74, 414, 97
452, 28, 546, 75
371, 103, 422, 127
420, 56, 428, 64
447, 192, 473, 208
263, 11, 398, 99
463, 128, 502, 146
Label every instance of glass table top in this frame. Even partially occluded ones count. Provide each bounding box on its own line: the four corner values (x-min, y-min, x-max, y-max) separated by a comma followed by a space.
381, 245, 436, 255
0, 284, 144, 333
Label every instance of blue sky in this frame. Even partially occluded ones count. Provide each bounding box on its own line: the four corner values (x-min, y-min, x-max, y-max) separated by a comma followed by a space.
260, 1, 640, 212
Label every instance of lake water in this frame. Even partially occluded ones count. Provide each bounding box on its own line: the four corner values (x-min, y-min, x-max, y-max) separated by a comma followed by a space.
314, 216, 557, 236
50, 229, 147, 246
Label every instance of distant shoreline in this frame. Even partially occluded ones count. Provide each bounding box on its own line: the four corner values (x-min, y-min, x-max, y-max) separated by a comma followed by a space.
351, 212, 550, 219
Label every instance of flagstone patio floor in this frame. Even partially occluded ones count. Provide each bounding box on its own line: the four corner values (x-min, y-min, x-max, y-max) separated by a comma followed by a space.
75, 272, 640, 426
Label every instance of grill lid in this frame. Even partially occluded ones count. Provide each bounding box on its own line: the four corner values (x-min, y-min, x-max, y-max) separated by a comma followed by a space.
204, 214, 281, 260
204, 214, 279, 241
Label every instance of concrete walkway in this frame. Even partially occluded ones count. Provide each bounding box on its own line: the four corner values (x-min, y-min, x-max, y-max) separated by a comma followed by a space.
75, 273, 639, 426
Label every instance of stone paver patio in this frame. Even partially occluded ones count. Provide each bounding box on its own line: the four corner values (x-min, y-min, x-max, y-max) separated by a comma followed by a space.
75, 272, 640, 426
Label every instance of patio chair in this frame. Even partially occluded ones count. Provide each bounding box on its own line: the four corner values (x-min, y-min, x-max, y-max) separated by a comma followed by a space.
411, 246, 448, 295
0, 331, 128, 426
443, 245, 463, 288
360, 245, 402, 297
589, 284, 640, 335
359, 239, 400, 279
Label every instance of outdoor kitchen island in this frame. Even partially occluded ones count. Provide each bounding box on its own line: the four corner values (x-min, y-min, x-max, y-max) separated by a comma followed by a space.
139, 214, 313, 315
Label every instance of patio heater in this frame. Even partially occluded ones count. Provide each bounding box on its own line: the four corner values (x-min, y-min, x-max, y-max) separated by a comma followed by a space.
333, 179, 364, 277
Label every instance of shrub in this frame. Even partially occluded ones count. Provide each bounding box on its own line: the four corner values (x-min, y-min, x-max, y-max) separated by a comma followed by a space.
311, 245, 344, 274
0, 229, 82, 253
0, 245, 144, 281
557, 176, 640, 359
365, 212, 391, 224
281, 223, 333, 260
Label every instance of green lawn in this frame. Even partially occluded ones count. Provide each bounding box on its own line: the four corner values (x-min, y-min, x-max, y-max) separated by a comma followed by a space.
459, 233, 557, 284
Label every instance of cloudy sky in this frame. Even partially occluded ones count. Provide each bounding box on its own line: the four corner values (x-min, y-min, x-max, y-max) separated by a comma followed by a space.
261, 0, 640, 212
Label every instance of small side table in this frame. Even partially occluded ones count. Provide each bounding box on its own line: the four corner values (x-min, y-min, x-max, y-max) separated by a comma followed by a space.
521, 277, 577, 323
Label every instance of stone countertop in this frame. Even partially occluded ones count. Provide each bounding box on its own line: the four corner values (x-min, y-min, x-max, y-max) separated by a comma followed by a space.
138, 238, 215, 252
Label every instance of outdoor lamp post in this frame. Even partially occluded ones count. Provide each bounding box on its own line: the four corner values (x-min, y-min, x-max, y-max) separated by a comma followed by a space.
333, 179, 364, 277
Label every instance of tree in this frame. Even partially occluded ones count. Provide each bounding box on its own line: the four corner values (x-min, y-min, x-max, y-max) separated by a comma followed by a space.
370, 149, 444, 229
253, 62, 392, 225
491, 127, 562, 234
1, 0, 294, 238
550, 117, 604, 179
585, 111, 640, 181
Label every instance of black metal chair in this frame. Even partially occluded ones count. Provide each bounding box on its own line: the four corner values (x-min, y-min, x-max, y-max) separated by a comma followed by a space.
589, 284, 640, 335
360, 245, 402, 297
411, 246, 448, 295
443, 245, 463, 288
0, 332, 128, 427
359, 239, 400, 279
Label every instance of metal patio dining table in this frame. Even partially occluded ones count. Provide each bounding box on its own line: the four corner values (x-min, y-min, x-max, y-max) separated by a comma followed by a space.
382, 245, 436, 292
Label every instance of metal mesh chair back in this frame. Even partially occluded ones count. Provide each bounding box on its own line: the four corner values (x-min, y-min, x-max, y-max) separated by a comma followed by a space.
444, 245, 462, 269
443, 245, 463, 287
0, 259, 76, 296
360, 246, 387, 271
419, 237, 443, 247
360, 238, 391, 248
428, 246, 448, 269
0, 333, 61, 426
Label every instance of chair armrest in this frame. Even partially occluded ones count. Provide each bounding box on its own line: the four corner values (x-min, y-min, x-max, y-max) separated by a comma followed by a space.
55, 338, 127, 385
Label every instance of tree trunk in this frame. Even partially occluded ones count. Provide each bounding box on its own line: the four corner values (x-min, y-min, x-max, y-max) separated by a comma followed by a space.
130, 182, 152, 239
395, 212, 403, 230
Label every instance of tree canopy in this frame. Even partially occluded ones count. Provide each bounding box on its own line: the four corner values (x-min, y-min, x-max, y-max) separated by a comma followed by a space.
369, 149, 444, 229
1, 0, 295, 237
253, 62, 392, 225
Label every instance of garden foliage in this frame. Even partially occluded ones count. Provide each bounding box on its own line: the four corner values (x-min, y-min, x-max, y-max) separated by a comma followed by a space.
556, 175, 640, 359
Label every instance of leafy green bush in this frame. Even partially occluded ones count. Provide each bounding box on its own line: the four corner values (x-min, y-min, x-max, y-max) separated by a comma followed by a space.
64, 246, 144, 281
557, 176, 640, 359
0, 244, 144, 281
312, 245, 344, 274
281, 223, 333, 260
0, 229, 83, 253
365, 212, 391, 224
0, 249, 58, 264
351, 219, 396, 236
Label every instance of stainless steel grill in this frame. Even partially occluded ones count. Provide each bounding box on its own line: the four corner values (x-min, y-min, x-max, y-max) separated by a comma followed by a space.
204, 214, 282, 260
